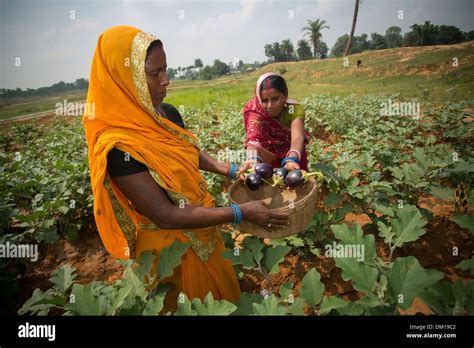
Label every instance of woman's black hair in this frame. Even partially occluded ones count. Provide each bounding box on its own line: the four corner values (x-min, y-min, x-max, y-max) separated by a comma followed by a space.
259, 75, 288, 97
146, 40, 163, 61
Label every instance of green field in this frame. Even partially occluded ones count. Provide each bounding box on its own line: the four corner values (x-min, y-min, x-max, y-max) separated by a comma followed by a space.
1, 41, 473, 121
0, 90, 87, 121
1, 40, 473, 317
165, 41, 474, 108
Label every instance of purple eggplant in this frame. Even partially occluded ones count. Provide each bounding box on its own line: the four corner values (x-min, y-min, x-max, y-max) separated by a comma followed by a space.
254, 163, 273, 180
273, 167, 288, 178
245, 172, 263, 191
285, 170, 323, 188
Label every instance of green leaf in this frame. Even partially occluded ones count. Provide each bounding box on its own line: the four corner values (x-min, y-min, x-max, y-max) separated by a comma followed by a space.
371, 203, 394, 217
429, 185, 454, 201
331, 223, 376, 264
121, 268, 148, 301
135, 251, 157, 281
391, 205, 427, 247
175, 293, 197, 315
232, 292, 264, 315
299, 268, 324, 308
456, 257, 474, 275
288, 236, 305, 247
320, 296, 349, 314
18, 288, 55, 315
286, 297, 306, 316
335, 257, 378, 294
106, 285, 132, 315
262, 245, 291, 274
268, 238, 288, 247
49, 264, 76, 293
451, 215, 474, 235
377, 221, 394, 246
65, 283, 105, 315
333, 203, 353, 222
142, 293, 166, 315
221, 248, 255, 268
191, 292, 237, 315
418, 280, 455, 315
386, 256, 444, 310
252, 295, 286, 315
335, 301, 365, 315
157, 240, 191, 279
323, 192, 343, 208
278, 282, 294, 300
243, 237, 265, 265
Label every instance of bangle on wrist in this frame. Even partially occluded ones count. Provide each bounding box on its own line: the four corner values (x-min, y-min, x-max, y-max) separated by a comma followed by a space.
230, 203, 243, 224
286, 149, 301, 160
281, 156, 300, 167
228, 163, 238, 179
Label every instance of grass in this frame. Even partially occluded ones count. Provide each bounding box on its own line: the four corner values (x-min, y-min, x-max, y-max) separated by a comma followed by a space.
2, 41, 473, 120
0, 90, 87, 120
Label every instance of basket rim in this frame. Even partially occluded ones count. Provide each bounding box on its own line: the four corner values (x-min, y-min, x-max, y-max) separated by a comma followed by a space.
228, 177, 317, 212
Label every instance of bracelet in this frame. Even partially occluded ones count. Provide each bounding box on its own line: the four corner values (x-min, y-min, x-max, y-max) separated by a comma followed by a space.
230, 203, 243, 224
247, 155, 263, 163
281, 156, 300, 166
228, 163, 238, 179
286, 149, 301, 160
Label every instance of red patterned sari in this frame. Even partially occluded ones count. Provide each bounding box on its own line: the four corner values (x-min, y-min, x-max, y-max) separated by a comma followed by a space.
243, 72, 310, 170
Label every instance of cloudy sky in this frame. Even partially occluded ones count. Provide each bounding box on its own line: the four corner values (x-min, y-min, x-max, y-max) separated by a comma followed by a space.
1, 0, 473, 89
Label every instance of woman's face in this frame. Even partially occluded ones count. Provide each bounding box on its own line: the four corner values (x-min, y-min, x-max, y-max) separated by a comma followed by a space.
260, 88, 287, 118
145, 45, 169, 107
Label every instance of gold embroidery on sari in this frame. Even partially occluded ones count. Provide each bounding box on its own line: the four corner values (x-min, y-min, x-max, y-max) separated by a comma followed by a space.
148, 169, 190, 206
182, 230, 216, 263
131, 31, 199, 149
104, 177, 136, 259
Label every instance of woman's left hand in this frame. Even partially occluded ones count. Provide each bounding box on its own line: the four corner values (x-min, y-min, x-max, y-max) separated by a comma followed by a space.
284, 161, 300, 171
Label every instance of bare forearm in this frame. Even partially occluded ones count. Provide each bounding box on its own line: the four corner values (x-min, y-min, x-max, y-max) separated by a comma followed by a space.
199, 150, 228, 175
288, 136, 304, 156
150, 204, 235, 230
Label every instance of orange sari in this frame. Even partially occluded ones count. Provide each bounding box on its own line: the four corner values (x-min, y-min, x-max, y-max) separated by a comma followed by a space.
82, 26, 240, 312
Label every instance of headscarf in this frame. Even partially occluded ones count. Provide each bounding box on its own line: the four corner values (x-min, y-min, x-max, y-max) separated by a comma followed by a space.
243, 72, 309, 168
82, 26, 213, 259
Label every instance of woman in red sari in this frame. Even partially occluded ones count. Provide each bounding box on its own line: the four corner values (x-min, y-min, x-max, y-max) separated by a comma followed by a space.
239, 72, 310, 175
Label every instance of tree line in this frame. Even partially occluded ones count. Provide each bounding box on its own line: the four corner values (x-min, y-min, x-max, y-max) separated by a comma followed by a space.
1, 78, 88, 100
264, 20, 474, 62
3, 19, 472, 96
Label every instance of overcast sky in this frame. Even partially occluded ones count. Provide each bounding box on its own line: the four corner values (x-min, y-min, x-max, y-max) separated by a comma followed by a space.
1, 0, 473, 89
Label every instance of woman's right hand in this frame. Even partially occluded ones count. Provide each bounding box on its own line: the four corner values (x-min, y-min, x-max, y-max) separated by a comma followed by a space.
239, 200, 289, 228
237, 160, 257, 180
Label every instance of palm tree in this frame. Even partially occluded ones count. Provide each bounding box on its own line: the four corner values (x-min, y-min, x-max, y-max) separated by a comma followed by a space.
280, 39, 295, 61
302, 19, 330, 59
344, 0, 360, 56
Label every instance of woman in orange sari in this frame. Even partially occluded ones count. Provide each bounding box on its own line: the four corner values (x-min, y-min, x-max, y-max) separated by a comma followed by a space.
82, 26, 288, 312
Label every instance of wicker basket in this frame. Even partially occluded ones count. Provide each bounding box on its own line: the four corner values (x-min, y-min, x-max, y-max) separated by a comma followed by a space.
228, 178, 318, 238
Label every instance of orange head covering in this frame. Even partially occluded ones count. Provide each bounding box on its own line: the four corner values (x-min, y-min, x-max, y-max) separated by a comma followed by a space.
83, 26, 213, 260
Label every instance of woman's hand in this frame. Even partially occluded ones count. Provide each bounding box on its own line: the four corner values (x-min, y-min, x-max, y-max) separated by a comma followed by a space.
284, 161, 300, 172
239, 200, 289, 228
237, 160, 257, 180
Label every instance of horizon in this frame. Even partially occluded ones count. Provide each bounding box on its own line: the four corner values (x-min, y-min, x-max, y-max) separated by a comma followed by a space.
1, 0, 473, 90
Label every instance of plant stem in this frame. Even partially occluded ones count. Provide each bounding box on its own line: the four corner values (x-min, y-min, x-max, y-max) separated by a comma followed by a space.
388, 246, 396, 264
257, 263, 276, 293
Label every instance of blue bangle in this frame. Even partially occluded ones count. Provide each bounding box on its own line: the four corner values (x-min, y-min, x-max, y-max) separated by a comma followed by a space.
230, 203, 243, 224
281, 156, 300, 166
228, 163, 238, 179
